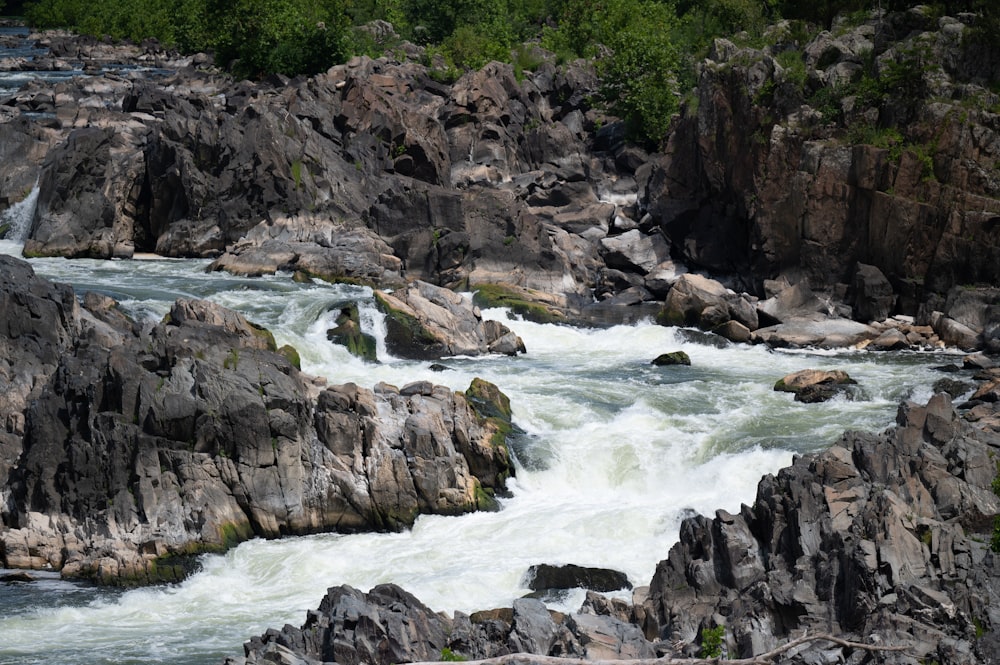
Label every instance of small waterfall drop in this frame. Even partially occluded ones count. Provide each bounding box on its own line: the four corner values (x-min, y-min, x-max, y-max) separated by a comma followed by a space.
0, 181, 39, 242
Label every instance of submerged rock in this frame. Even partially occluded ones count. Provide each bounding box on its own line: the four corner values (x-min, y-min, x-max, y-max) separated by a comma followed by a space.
525, 563, 632, 593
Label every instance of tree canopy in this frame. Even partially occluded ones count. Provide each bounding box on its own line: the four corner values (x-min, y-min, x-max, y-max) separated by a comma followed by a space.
19, 0, 1000, 144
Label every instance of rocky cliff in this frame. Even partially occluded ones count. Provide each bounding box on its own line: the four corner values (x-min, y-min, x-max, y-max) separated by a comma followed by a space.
647, 9, 1000, 305
0, 255, 514, 584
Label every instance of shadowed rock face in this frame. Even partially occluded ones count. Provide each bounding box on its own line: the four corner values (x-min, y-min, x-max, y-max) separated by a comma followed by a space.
0, 255, 514, 585
647, 393, 1000, 663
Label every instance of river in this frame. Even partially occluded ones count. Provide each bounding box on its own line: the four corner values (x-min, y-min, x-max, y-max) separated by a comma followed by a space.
0, 232, 957, 664
0, 26, 961, 665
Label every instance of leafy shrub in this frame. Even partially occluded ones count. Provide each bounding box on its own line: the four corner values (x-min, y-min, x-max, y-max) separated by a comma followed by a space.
700, 625, 725, 658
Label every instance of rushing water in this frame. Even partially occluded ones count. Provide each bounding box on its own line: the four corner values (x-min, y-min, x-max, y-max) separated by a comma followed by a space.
0, 239, 959, 665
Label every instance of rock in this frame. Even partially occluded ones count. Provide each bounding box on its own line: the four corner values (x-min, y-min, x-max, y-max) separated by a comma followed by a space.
774, 369, 857, 403
933, 378, 973, 399
327, 303, 377, 361
525, 563, 632, 593
651, 351, 692, 366
850, 263, 896, 323
647, 393, 1000, 662
208, 215, 404, 286
0, 257, 515, 583
753, 318, 876, 349
933, 314, 981, 351
375, 281, 524, 359
869, 327, 910, 350
598, 229, 671, 275
659, 274, 758, 331
713, 319, 752, 343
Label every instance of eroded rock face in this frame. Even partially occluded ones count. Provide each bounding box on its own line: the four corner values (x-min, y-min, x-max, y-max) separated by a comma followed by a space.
646, 393, 1000, 663
0, 257, 514, 584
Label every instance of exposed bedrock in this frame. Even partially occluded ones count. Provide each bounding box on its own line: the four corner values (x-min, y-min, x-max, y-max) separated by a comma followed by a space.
647, 392, 1000, 663
0, 255, 514, 584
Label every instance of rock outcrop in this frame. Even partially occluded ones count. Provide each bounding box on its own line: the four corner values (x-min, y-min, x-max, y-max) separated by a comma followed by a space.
646, 9, 1000, 323
0, 256, 514, 584
647, 392, 1000, 663
229, 584, 657, 665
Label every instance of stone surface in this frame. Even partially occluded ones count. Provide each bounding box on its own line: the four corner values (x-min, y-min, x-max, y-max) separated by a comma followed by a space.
375, 281, 525, 359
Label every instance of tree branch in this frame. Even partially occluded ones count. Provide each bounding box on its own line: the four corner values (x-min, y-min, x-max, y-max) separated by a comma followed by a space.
411, 633, 910, 665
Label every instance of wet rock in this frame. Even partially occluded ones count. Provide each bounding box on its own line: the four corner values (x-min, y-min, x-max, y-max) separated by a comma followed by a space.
0, 257, 515, 583
525, 563, 632, 593
327, 303, 377, 361
774, 368, 857, 403
651, 351, 692, 366
375, 281, 524, 360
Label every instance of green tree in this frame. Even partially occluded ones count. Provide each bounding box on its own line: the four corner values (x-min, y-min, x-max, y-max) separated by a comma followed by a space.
598, 0, 681, 146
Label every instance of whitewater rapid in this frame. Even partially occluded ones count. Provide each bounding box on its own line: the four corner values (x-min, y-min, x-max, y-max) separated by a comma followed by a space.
0, 246, 953, 665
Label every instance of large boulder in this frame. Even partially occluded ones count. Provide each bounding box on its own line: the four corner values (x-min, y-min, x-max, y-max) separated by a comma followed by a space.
658, 274, 758, 332
850, 262, 896, 323
774, 368, 857, 403
375, 281, 525, 359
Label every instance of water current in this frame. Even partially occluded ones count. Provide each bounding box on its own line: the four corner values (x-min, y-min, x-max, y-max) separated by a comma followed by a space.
0, 28, 964, 665
0, 235, 959, 665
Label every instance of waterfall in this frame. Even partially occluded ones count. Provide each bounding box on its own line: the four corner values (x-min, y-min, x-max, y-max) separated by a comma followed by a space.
0, 181, 39, 242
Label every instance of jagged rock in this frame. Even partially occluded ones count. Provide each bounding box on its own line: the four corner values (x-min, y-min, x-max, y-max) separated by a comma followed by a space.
0, 257, 514, 583
651, 351, 692, 366
208, 215, 404, 286
375, 281, 525, 359
525, 563, 632, 593
646, 393, 1000, 663
231, 581, 657, 665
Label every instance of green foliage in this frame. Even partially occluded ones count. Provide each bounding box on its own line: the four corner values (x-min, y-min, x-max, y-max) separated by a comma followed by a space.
597, 0, 681, 146
440, 647, 467, 662
700, 625, 725, 658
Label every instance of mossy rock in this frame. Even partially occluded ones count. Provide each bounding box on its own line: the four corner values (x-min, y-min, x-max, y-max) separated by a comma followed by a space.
278, 344, 302, 369
0, 221, 10, 239
249, 322, 278, 351
464, 378, 517, 494
651, 351, 691, 366
374, 292, 445, 359
327, 302, 377, 361
471, 283, 565, 324
466, 377, 513, 421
